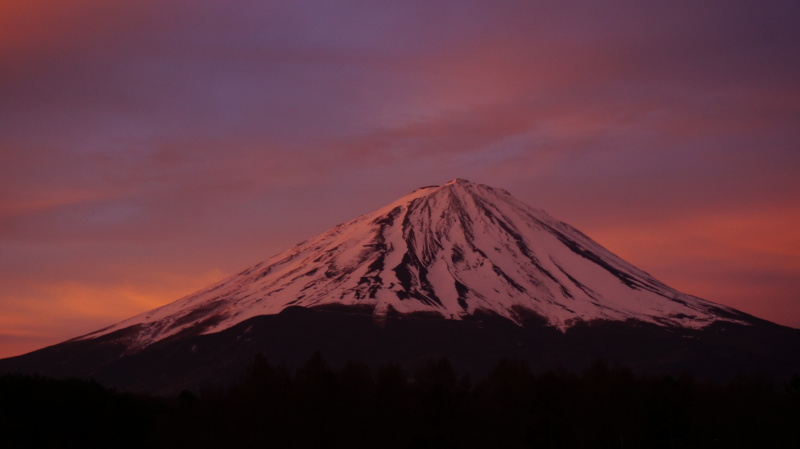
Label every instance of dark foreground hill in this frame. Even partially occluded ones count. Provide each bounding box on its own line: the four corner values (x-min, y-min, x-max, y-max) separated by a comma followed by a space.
2, 305, 799, 395
2, 355, 800, 449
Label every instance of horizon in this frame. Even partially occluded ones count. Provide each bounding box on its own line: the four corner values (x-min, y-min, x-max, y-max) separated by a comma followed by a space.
2, 1, 799, 359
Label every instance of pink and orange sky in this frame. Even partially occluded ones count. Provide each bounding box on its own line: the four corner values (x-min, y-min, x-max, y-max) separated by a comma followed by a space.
2, 1, 799, 358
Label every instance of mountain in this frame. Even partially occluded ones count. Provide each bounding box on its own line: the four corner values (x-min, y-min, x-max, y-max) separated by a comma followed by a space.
76, 178, 750, 347
2, 179, 798, 393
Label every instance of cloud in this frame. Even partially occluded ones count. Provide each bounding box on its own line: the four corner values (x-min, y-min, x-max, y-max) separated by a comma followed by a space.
585, 206, 800, 326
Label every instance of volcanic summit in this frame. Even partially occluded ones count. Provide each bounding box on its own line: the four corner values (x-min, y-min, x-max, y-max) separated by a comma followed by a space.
82, 178, 747, 349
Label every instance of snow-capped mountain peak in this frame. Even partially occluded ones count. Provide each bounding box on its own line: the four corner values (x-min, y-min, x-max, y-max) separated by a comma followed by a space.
80, 179, 747, 349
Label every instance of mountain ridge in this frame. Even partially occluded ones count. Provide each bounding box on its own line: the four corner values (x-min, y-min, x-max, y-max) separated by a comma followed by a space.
77, 179, 748, 351
2, 178, 798, 394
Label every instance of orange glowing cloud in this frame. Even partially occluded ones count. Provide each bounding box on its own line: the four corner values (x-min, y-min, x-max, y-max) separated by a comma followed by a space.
587, 206, 800, 327
0, 269, 228, 358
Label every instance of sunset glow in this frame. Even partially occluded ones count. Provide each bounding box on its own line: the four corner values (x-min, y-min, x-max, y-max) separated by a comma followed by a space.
1, 0, 798, 358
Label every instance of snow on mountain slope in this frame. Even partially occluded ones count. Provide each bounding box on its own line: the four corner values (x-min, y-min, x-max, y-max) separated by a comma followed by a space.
79, 179, 747, 349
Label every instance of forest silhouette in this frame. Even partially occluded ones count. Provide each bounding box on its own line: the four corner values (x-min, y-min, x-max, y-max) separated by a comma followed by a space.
2, 354, 799, 448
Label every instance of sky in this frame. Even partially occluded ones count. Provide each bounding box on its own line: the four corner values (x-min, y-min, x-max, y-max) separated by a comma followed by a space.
1, 0, 799, 358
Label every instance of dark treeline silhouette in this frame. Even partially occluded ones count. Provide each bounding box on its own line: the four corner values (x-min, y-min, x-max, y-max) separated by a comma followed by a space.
2, 355, 800, 448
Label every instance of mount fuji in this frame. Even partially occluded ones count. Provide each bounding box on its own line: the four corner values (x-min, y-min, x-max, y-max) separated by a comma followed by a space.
77, 179, 748, 346
2, 179, 798, 393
